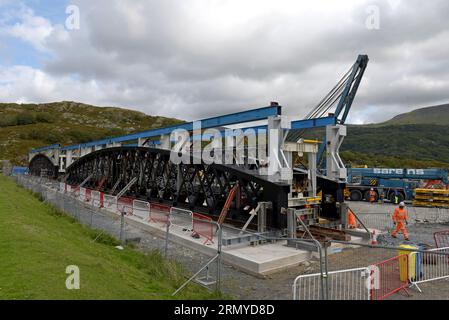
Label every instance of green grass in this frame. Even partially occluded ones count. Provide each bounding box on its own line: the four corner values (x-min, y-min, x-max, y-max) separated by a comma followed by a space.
0, 175, 218, 300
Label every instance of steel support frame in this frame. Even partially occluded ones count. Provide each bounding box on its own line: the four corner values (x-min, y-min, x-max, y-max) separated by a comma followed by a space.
65, 147, 290, 229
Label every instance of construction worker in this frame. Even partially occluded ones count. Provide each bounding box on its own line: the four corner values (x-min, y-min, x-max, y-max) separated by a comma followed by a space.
393, 190, 399, 205
391, 202, 409, 241
348, 208, 358, 229
369, 188, 376, 204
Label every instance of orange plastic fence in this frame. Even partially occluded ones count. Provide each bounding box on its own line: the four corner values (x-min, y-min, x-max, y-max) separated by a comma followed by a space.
149, 203, 170, 225
192, 213, 214, 245
117, 197, 134, 215
370, 254, 409, 300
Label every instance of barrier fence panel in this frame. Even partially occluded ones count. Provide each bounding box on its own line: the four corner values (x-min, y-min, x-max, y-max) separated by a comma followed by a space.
409, 247, 449, 292
436, 208, 449, 223
59, 182, 65, 193
84, 188, 93, 204
132, 200, 150, 220
71, 185, 80, 198
149, 203, 170, 225
370, 254, 409, 300
434, 230, 449, 248
357, 213, 394, 232
355, 208, 449, 233
79, 187, 86, 202
43, 186, 57, 203
91, 190, 102, 208
192, 213, 214, 245
117, 197, 134, 215
292, 273, 323, 300
293, 267, 370, 300
169, 207, 193, 230
103, 194, 117, 212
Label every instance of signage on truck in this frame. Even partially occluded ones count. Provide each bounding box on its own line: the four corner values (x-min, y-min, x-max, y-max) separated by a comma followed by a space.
373, 168, 425, 175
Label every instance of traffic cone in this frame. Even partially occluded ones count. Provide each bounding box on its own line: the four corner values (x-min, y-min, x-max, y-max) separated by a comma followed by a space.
371, 230, 378, 245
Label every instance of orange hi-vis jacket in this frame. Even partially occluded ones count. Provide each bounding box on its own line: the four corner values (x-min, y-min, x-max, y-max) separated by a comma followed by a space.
393, 208, 408, 223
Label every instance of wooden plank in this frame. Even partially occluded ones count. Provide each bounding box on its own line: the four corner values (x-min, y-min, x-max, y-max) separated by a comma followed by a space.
309, 225, 351, 241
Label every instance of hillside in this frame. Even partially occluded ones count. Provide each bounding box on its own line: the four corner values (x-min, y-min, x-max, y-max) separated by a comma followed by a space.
381, 103, 449, 126
0, 101, 183, 165
341, 124, 449, 168
339, 103, 449, 168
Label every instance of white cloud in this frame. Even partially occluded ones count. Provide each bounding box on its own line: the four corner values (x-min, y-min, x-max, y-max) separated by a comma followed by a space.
2, 6, 53, 51
1, 0, 449, 123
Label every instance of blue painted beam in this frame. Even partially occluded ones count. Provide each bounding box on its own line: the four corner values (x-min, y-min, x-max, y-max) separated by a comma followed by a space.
30, 144, 60, 154
198, 117, 336, 140
291, 116, 336, 130
61, 105, 281, 151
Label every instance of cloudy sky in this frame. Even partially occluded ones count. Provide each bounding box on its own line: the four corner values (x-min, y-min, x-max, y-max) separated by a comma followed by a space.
0, 0, 448, 124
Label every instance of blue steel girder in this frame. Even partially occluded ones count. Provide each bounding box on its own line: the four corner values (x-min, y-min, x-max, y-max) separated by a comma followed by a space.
60, 105, 281, 151
30, 144, 60, 154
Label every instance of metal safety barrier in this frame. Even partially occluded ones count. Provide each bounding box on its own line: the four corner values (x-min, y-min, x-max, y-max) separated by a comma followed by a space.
434, 230, 449, 248
79, 187, 86, 201
71, 185, 80, 198
169, 207, 193, 230
91, 190, 103, 208
132, 200, 150, 220
370, 254, 409, 300
357, 213, 394, 232
117, 197, 134, 215
192, 213, 214, 245
293, 267, 371, 300
148, 203, 170, 225
103, 194, 117, 212
172, 216, 222, 296
355, 208, 449, 233
409, 247, 449, 293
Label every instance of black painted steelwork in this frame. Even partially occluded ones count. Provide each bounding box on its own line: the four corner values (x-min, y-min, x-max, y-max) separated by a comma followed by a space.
29, 154, 58, 178
65, 147, 291, 228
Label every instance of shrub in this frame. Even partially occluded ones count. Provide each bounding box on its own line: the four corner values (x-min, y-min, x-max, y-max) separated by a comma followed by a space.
15, 113, 36, 125
35, 113, 55, 123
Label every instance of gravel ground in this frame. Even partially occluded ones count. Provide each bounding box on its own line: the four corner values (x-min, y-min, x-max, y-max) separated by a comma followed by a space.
52, 195, 449, 300
18, 178, 449, 300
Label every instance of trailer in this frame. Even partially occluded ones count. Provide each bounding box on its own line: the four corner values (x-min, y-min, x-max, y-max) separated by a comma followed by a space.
346, 168, 449, 203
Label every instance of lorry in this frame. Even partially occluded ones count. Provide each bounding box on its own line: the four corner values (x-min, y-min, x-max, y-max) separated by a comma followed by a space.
346, 168, 449, 203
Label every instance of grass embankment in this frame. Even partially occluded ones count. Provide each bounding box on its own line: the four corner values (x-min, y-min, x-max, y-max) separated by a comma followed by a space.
0, 175, 217, 299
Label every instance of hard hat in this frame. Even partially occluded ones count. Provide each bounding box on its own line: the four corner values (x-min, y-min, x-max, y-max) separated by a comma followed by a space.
399, 202, 405, 207
370, 188, 374, 191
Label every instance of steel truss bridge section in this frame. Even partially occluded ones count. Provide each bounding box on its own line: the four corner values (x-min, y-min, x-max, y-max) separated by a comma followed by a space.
64, 146, 291, 229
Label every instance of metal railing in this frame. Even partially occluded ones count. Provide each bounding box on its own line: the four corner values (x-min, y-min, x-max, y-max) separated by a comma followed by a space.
353, 207, 449, 233
409, 247, 449, 293
293, 267, 371, 300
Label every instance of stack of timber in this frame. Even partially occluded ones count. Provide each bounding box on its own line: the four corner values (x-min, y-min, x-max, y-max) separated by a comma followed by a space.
413, 188, 449, 208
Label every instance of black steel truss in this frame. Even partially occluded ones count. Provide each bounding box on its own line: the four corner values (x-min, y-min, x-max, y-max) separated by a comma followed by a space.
64, 147, 290, 229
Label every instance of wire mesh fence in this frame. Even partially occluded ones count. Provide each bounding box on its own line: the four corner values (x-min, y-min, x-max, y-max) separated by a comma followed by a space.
293, 267, 371, 300
13, 175, 449, 300
15, 174, 223, 295
351, 207, 449, 233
